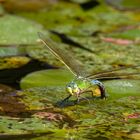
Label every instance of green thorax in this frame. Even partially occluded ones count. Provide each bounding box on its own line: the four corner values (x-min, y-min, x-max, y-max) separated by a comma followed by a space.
73, 78, 92, 91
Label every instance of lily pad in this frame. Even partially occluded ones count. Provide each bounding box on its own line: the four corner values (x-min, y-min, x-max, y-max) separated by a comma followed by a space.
20, 69, 74, 89
0, 56, 31, 70
0, 116, 58, 135
3, 86, 138, 139
0, 14, 48, 44
104, 79, 140, 99
0, 46, 26, 57
18, 0, 135, 36
106, 0, 140, 10
0, 79, 140, 139
110, 28, 140, 40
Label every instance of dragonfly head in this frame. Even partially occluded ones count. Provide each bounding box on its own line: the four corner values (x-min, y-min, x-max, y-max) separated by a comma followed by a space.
66, 81, 80, 96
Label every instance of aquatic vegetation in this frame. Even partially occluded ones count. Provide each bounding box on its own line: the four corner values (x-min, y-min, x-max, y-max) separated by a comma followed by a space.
0, 0, 140, 139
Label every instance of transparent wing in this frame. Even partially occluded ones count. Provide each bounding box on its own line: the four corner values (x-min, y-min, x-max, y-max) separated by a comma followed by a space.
38, 32, 87, 77
86, 65, 140, 80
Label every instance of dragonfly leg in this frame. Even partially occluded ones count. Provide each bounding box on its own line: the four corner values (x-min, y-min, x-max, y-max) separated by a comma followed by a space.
58, 95, 72, 106
74, 98, 80, 104
73, 95, 80, 104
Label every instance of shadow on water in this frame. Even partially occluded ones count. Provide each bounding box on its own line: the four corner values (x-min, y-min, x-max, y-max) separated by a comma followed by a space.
0, 59, 56, 89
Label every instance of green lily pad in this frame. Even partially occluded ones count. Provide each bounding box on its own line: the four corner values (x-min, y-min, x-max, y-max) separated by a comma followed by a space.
1, 78, 140, 139
110, 28, 140, 40
0, 56, 31, 70
104, 79, 140, 99
121, 0, 140, 9
19, 0, 135, 36
9, 86, 139, 139
0, 46, 26, 57
20, 69, 74, 89
106, 0, 140, 10
0, 116, 58, 135
26, 43, 66, 67
0, 14, 48, 44
0, 86, 139, 139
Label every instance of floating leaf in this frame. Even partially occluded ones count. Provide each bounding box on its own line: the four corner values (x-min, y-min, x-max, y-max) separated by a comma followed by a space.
20, 69, 74, 89
0, 46, 26, 57
110, 28, 140, 40
0, 56, 31, 70
104, 79, 140, 99
0, 14, 48, 44
106, 0, 140, 10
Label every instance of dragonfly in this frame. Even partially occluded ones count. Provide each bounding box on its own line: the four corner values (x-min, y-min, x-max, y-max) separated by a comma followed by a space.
38, 32, 140, 105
